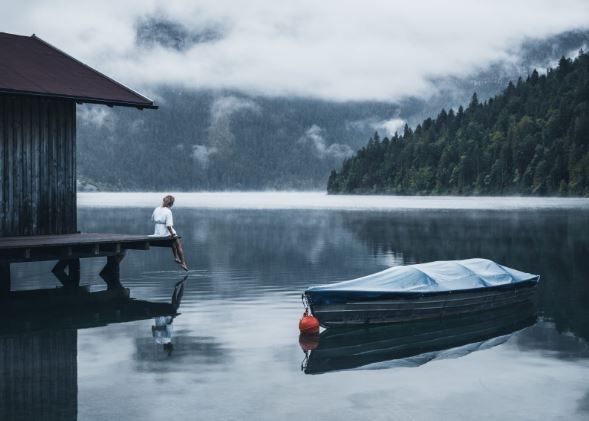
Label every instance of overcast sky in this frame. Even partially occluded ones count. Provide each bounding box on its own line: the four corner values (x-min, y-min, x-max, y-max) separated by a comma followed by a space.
2, 0, 589, 102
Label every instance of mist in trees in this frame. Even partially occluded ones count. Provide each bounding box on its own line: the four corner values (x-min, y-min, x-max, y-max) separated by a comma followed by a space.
328, 52, 589, 196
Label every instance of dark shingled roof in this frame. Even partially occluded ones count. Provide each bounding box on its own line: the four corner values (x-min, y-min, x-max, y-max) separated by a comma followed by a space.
0, 32, 156, 109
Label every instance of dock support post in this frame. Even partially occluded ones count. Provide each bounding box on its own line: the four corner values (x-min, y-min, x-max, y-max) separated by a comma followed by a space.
52, 259, 81, 288
99, 251, 126, 290
0, 261, 10, 296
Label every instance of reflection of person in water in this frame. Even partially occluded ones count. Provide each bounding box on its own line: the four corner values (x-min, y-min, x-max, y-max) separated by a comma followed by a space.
151, 277, 186, 356
152, 315, 175, 355
151, 195, 188, 271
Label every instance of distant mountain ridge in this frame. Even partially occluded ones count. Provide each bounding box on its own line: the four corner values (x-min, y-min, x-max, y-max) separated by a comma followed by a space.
76, 29, 589, 191
327, 53, 589, 196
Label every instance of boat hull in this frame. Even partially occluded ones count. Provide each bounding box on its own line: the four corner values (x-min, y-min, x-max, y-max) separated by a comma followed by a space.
308, 282, 537, 328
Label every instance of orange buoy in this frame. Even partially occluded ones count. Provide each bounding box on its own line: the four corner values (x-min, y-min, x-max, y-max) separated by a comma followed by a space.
299, 309, 320, 335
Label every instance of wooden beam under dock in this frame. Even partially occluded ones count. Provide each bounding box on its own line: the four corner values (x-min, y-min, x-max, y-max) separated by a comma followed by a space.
0, 232, 177, 292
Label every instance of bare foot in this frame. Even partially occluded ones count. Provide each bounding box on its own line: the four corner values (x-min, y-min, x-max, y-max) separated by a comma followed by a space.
180, 262, 189, 271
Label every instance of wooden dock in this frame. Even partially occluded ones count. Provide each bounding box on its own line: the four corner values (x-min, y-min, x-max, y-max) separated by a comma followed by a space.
0, 232, 176, 294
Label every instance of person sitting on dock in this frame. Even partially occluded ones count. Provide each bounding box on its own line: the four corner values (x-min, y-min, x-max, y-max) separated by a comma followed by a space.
151, 195, 188, 271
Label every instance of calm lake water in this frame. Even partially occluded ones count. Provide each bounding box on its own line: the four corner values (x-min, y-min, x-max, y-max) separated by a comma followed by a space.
4, 193, 589, 421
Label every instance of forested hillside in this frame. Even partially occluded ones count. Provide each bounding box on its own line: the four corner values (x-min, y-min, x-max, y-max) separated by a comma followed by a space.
328, 53, 589, 196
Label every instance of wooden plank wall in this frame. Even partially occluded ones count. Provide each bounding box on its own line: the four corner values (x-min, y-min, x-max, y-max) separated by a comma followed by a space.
0, 329, 78, 421
0, 94, 77, 236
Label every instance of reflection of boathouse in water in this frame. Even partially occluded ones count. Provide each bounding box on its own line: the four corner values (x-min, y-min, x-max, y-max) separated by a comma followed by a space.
0, 32, 172, 293
0, 286, 182, 420
0, 329, 78, 421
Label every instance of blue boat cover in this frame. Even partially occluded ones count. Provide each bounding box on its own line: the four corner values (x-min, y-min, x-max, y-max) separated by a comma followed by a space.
305, 259, 539, 305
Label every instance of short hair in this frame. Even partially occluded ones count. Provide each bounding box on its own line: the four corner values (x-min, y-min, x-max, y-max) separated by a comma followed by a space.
163, 195, 175, 207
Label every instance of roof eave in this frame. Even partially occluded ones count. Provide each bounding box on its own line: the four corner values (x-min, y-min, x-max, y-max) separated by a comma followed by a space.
0, 89, 158, 110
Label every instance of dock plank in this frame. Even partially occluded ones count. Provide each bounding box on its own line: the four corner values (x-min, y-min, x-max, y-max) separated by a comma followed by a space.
0, 232, 173, 250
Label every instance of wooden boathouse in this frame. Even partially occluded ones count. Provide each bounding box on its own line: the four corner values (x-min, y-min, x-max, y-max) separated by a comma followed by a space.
0, 32, 173, 293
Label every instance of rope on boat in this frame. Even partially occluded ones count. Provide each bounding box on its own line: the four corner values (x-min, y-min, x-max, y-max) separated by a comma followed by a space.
301, 293, 311, 311
299, 293, 320, 335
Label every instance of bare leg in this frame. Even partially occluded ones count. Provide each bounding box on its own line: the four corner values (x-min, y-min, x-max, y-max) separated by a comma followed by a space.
174, 238, 188, 271
171, 242, 181, 263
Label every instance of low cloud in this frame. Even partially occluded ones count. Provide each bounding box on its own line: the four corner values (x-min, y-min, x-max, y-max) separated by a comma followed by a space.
77, 106, 116, 130
3, 1, 589, 101
299, 125, 354, 160
210, 96, 260, 124
192, 144, 218, 167
376, 118, 406, 137
346, 117, 406, 137
208, 96, 261, 147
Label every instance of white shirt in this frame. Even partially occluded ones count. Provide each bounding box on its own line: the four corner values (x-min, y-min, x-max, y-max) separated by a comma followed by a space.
151, 206, 176, 236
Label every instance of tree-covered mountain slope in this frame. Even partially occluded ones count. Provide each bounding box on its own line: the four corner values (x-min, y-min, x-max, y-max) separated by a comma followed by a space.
327, 53, 589, 196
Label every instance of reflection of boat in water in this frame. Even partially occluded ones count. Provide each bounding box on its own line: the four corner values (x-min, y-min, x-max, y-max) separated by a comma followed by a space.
304, 259, 539, 327
302, 303, 537, 375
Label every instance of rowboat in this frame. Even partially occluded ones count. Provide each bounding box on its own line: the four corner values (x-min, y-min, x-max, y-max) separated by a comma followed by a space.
303, 258, 539, 328
302, 302, 537, 374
